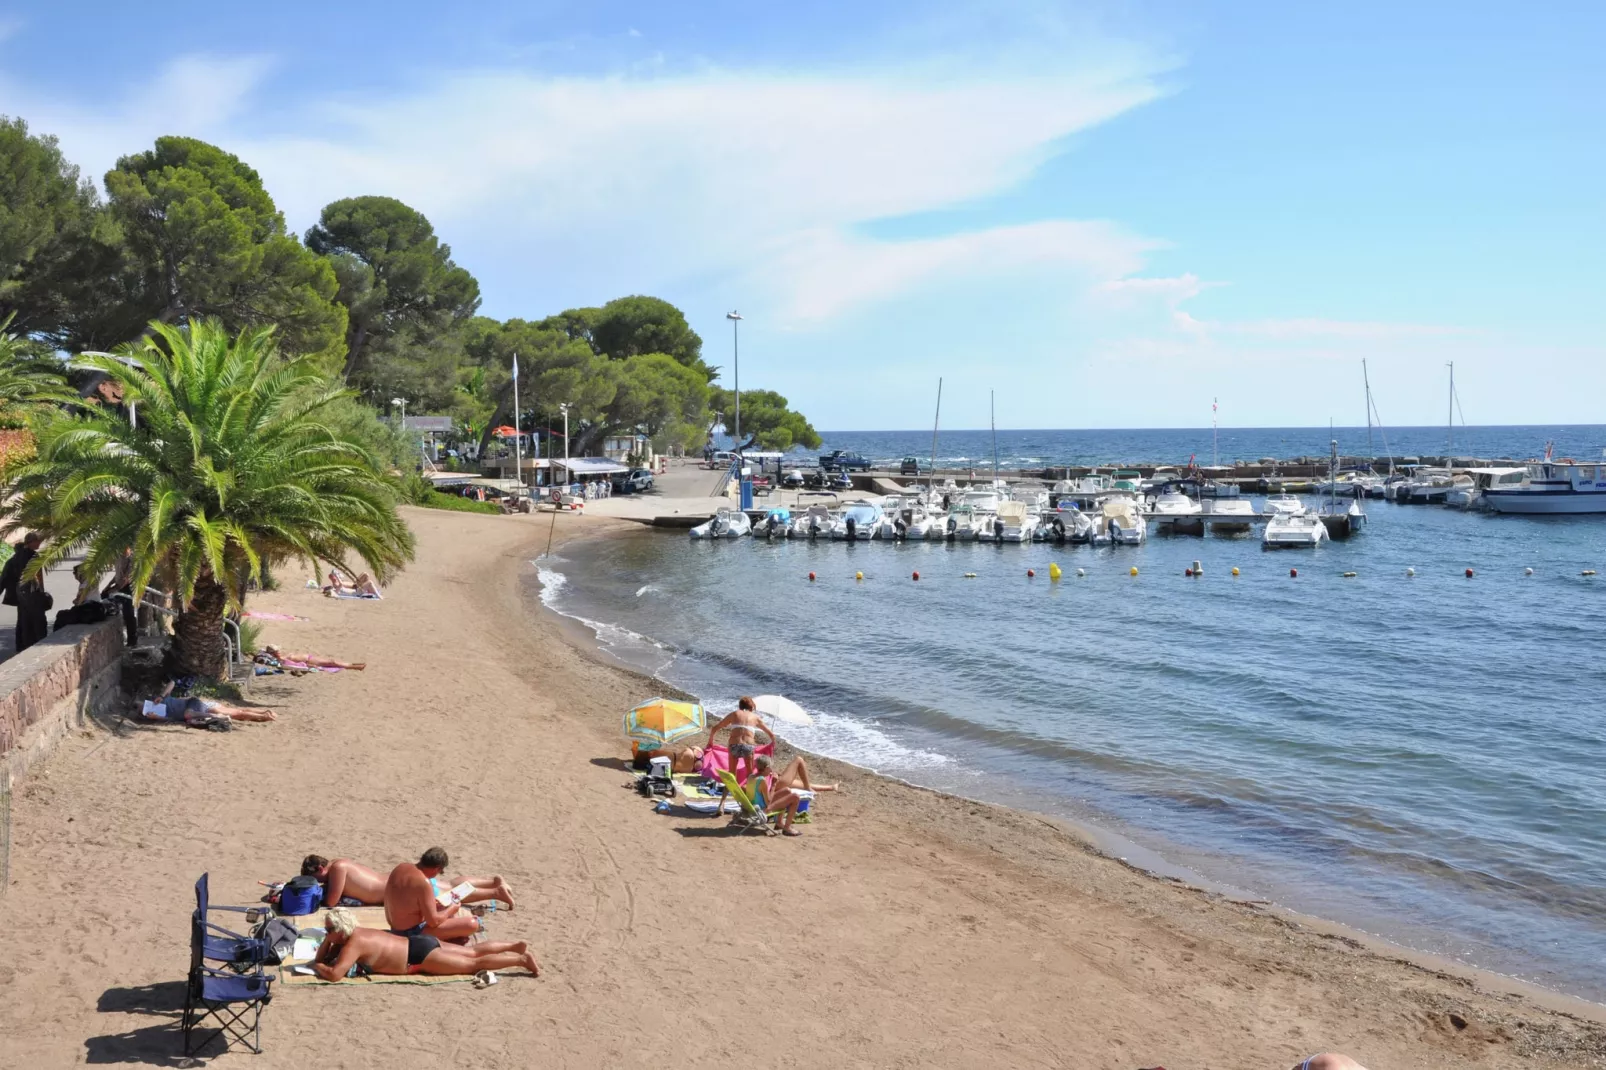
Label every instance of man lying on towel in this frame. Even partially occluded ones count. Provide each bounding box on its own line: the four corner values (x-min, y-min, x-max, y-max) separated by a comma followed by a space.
384, 847, 501, 942
310, 907, 539, 980
301, 853, 514, 911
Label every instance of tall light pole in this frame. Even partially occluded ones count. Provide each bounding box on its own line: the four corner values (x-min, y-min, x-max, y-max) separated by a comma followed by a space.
559, 402, 570, 488
726, 311, 742, 454
511, 352, 522, 498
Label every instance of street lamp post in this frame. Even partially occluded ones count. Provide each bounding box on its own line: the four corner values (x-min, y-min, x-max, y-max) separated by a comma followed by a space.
559, 402, 570, 492
726, 311, 742, 452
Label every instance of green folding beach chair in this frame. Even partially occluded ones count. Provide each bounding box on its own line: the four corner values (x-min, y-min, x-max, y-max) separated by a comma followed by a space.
714, 770, 813, 835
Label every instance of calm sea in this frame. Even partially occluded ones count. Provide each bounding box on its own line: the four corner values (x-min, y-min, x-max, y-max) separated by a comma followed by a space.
537, 426, 1606, 1002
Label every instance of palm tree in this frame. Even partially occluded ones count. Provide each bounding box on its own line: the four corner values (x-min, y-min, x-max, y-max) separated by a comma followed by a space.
4, 318, 415, 676
0, 313, 76, 424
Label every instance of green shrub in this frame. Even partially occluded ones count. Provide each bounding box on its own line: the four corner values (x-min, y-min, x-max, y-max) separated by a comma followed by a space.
419, 489, 500, 514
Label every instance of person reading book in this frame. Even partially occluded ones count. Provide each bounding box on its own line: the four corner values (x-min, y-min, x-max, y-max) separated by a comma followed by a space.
384, 847, 484, 942
310, 907, 538, 980
301, 854, 514, 910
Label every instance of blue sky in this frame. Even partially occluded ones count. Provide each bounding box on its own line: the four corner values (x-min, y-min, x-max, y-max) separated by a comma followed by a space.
2, 0, 1601, 430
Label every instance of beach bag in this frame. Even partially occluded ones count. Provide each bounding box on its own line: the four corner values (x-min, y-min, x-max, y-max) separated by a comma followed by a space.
277, 875, 323, 916
255, 917, 300, 964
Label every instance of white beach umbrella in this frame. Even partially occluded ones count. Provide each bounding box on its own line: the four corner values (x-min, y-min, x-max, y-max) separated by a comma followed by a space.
752, 694, 813, 727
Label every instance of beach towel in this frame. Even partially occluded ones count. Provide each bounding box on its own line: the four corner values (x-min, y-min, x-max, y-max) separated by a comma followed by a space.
326, 591, 380, 600
243, 611, 309, 622
698, 742, 775, 784
275, 906, 476, 987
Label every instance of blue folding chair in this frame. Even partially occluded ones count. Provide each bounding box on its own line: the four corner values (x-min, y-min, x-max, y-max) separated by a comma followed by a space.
183, 915, 274, 1055
193, 873, 267, 967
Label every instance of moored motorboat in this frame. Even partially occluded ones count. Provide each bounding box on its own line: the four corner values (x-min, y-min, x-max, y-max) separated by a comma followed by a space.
829, 499, 884, 541
689, 507, 752, 539
1263, 510, 1327, 548
1150, 490, 1204, 535
1479, 454, 1606, 514
1203, 497, 1256, 535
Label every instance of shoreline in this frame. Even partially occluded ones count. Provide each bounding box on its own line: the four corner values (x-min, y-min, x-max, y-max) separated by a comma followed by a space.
1, 504, 1601, 1068
534, 520, 1606, 1027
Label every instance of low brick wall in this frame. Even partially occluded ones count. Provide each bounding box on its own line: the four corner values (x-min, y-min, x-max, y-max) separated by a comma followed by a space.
0, 619, 125, 790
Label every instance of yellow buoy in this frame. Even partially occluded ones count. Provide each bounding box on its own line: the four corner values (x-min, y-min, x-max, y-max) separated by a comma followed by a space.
1048, 563, 1063, 580
1129, 566, 1139, 577
1230, 567, 1240, 576
1342, 571, 1357, 578
855, 571, 864, 581
963, 572, 978, 578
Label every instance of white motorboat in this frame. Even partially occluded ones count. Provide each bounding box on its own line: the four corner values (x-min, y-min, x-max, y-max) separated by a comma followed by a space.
1442, 474, 1479, 509
1203, 497, 1256, 535
1042, 504, 1095, 543
1100, 498, 1147, 545
964, 487, 1004, 542
829, 499, 884, 541
1052, 475, 1112, 511
1482, 457, 1606, 514
1150, 491, 1204, 535
788, 504, 833, 539
1263, 493, 1305, 515
690, 507, 752, 539
1394, 468, 1456, 504
996, 501, 1035, 543
1263, 511, 1327, 548
942, 504, 978, 541
756, 507, 792, 538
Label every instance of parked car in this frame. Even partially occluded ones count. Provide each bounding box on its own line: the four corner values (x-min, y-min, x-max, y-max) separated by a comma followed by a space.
612, 468, 655, 494
819, 450, 872, 472
899, 457, 922, 476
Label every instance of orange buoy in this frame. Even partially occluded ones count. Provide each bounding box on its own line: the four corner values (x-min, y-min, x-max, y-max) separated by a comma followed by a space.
1184, 568, 1193, 577
808, 572, 816, 582
1027, 569, 1035, 578
1289, 568, 1298, 578
912, 571, 920, 581
1465, 568, 1474, 578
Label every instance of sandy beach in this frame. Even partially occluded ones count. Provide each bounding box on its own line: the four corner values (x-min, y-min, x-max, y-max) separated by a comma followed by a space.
1, 505, 1602, 1069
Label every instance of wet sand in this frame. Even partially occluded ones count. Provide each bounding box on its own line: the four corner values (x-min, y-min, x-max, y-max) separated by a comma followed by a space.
0, 505, 1602, 1069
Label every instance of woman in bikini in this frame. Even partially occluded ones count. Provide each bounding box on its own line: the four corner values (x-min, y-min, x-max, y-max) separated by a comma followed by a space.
262, 645, 366, 671
310, 907, 538, 980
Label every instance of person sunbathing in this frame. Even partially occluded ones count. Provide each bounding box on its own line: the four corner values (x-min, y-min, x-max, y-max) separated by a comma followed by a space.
769, 753, 838, 793
384, 847, 488, 942
263, 645, 366, 671
704, 696, 774, 786
310, 907, 538, 980
749, 755, 807, 837
301, 854, 514, 910
323, 570, 383, 599
631, 741, 705, 773
144, 680, 277, 723
1294, 1057, 1366, 1070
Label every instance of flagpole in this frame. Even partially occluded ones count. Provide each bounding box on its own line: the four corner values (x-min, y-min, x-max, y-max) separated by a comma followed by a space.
512, 352, 522, 502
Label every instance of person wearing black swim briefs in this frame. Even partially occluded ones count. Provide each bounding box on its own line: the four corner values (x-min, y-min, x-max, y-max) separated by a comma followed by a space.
310, 908, 540, 980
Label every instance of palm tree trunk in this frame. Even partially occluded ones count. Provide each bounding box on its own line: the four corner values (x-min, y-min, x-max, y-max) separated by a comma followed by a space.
172, 574, 230, 678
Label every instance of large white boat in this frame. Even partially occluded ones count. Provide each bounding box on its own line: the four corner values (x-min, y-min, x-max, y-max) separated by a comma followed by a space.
1394, 468, 1456, 504
1203, 497, 1256, 534
1263, 510, 1327, 548
829, 500, 884, 541
1150, 490, 1204, 535
690, 507, 752, 539
1482, 458, 1606, 514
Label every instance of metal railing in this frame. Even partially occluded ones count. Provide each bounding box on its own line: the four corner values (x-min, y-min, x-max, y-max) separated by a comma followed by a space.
138, 588, 251, 692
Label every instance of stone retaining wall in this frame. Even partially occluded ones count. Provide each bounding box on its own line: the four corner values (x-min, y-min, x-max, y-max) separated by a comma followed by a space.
0, 619, 125, 790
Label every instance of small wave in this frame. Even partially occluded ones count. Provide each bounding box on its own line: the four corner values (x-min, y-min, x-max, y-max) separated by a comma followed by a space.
535, 565, 567, 608
635, 584, 660, 598
535, 564, 670, 665
695, 692, 953, 772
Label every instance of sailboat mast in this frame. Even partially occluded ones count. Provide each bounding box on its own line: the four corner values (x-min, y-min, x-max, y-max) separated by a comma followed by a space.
1362, 359, 1374, 452
928, 378, 942, 497
1212, 397, 1219, 467
1446, 361, 1455, 452
990, 390, 999, 484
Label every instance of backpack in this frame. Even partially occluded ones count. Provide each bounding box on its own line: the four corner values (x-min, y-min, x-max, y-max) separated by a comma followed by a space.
53, 600, 110, 631
277, 875, 323, 916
